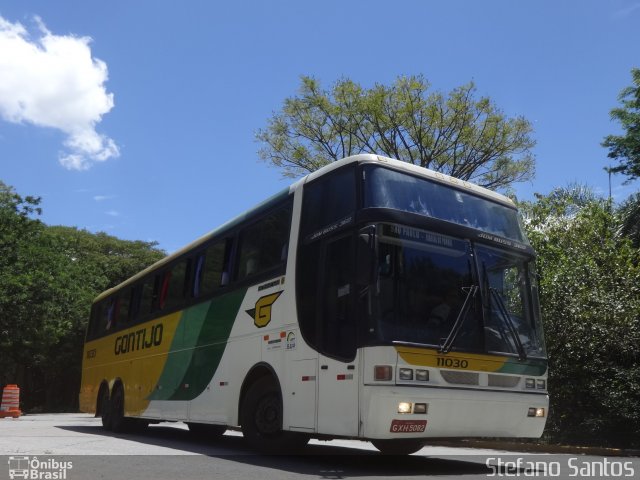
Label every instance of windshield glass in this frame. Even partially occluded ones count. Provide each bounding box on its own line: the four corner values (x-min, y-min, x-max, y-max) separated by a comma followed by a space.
370, 225, 483, 351
364, 224, 546, 358
476, 246, 546, 357
364, 166, 527, 243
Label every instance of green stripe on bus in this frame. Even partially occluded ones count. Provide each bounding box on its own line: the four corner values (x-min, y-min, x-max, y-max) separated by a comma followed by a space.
497, 358, 548, 376
147, 288, 247, 401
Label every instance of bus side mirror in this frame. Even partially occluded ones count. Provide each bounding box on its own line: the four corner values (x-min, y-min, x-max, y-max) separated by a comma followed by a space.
356, 226, 376, 285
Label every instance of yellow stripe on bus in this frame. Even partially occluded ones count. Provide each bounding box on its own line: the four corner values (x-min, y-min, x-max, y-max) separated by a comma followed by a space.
80, 311, 183, 415
395, 346, 506, 372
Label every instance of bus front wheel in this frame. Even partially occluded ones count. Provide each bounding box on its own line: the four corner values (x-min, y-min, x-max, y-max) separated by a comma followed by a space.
240, 376, 305, 453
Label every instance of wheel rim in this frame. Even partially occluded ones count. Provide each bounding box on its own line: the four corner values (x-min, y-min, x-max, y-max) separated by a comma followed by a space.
254, 393, 281, 436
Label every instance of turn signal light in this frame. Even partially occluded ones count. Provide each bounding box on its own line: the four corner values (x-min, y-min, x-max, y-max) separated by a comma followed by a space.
374, 365, 393, 381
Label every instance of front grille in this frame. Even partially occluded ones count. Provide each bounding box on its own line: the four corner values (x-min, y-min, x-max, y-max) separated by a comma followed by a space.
440, 370, 479, 385
488, 374, 520, 388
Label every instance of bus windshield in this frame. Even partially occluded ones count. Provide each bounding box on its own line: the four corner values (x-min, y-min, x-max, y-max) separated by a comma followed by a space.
364, 166, 527, 243
365, 224, 546, 358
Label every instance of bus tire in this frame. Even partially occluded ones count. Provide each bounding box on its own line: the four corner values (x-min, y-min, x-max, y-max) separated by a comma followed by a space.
187, 422, 226, 440
110, 384, 130, 433
240, 376, 304, 453
372, 439, 425, 455
99, 386, 112, 431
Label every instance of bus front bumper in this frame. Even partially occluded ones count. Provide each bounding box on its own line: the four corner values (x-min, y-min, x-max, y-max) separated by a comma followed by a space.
361, 385, 548, 440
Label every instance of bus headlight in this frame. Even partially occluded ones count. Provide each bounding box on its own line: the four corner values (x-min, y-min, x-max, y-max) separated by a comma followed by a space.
527, 407, 545, 417
398, 402, 412, 414
415, 369, 429, 381
399, 368, 413, 380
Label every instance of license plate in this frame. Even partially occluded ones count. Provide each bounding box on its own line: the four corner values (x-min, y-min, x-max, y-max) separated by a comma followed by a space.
390, 419, 427, 433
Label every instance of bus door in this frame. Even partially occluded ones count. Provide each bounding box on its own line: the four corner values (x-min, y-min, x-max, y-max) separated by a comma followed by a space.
316, 235, 359, 436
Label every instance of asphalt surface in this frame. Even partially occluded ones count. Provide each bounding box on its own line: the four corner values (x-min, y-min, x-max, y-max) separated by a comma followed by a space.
1, 414, 638, 480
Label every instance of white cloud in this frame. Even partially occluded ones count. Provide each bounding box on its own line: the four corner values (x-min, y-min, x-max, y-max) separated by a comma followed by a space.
93, 194, 116, 202
0, 15, 119, 170
105, 210, 120, 217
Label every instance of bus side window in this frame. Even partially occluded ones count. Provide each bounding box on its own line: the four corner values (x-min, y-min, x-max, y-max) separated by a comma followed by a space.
139, 278, 154, 317
117, 290, 130, 327
163, 261, 187, 310
128, 286, 141, 323
158, 272, 171, 310
192, 254, 206, 297
237, 203, 292, 281
105, 297, 118, 331
200, 241, 226, 296
88, 304, 101, 339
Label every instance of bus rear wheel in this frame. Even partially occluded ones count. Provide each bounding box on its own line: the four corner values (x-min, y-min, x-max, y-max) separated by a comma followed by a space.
110, 385, 127, 433
372, 439, 425, 455
240, 376, 306, 453
99, 387, 112, 431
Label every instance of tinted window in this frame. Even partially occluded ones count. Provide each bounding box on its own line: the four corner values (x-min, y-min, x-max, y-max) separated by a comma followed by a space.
300, 167, 356, 240
163, 261, 187, 310
117, 291, 130, 326
139, 279, 154, 317
364, 166, 527, 243
237, 203, 292, 280
197, 240, 231, 296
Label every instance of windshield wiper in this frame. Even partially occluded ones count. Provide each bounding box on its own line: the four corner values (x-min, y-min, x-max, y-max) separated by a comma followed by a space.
439, 285, 478, 354
489, 288, 527, 361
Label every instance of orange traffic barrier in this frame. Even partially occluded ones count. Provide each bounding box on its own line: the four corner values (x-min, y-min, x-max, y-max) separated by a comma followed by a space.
0, 384, 22, 418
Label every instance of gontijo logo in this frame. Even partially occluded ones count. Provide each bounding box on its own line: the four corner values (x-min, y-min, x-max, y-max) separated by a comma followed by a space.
8, 456, 73, 479
246, 291, 283, 328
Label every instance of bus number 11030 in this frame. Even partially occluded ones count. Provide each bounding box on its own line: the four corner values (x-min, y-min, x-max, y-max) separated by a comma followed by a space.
436, 357, 469, 369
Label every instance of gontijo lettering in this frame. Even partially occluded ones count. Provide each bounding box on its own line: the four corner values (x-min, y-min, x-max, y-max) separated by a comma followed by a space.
114, 323, 163, 355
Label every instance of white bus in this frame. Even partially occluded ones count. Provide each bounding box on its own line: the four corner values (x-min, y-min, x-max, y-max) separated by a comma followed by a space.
79, 154, 548, 454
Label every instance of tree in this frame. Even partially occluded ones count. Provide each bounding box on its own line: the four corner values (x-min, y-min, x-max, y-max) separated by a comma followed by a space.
257, 75, 536, 191
0, 181, 165, 411
602, 68, 640, 182
616, 192, 640, 248
519, 187, 640, 448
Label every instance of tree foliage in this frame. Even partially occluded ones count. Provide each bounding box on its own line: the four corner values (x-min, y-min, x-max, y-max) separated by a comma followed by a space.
0, 182, 165, 411
520, 187, 640, 448
257, 75, 536, 190
602, 68, 640, 182
616, 192, 640, 249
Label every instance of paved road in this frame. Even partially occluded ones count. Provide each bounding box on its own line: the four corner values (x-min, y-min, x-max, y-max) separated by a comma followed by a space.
1, 414, 637, 480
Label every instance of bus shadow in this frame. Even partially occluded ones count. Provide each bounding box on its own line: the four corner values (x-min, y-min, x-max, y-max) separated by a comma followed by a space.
57, 424, 492, 477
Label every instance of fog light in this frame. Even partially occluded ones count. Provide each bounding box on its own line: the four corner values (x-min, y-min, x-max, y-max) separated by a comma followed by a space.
527, 407, 545, 418
375, 365, 393, 381
525, 378, 535, 389
536, 379, 546, 390
413, 403, 428, 414
399, 368, 413, 380
398, 402, 412, 414
415, 369, 429, 381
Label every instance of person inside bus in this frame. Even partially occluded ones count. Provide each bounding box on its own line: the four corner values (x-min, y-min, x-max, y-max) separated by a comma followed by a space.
426, 288, 459, 330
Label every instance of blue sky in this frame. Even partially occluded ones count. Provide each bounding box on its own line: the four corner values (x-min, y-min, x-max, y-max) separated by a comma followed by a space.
1, 0, 638, 253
